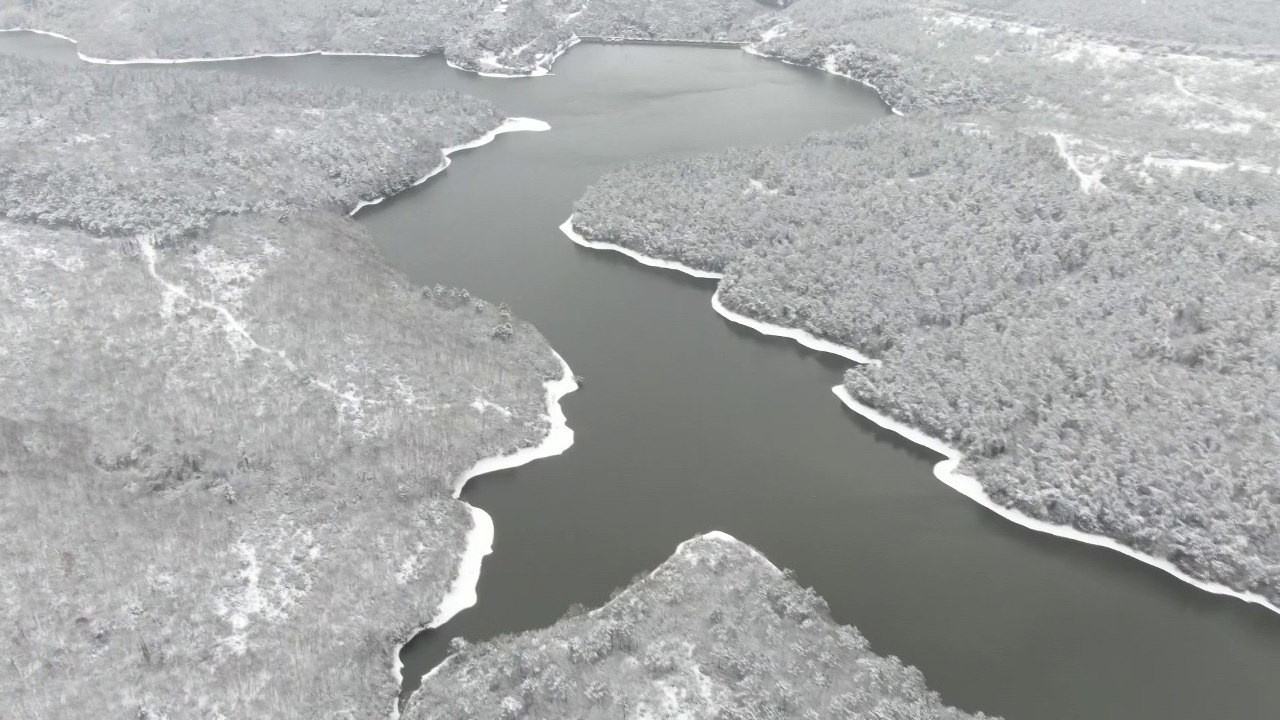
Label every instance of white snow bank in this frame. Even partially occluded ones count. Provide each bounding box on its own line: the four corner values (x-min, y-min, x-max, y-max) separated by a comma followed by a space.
832, 385, 1280, 618
425, 505, 495, 630
560, 216, 877, 365
392, 353, 577, 718
450, 352, 577, 499
710, 289, 878, 366
351, 117, 550, 216
438, 353, 576, 619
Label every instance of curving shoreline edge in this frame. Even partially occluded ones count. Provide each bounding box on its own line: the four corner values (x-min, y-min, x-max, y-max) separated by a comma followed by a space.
389, 353, 577, 719
352, 117, 551, 217
741, 44, 904, 116
560, 215, 878, 365
558, 216, 722, 278
0, 27, 421, 63
558, 215, 1280, 619
341, 118, 567, 718
408, 530, 759, 712
0, 27, 898, 114
832, 385, 1280, 617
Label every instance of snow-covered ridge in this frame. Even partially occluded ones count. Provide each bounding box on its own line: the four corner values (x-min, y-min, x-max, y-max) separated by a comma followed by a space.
351, 117, 550, 216
559, 216, 721, 279
446, 35, 582, 78
560, 216, 1280, 618
1, 25, 571, 77
413, 531, 762, 715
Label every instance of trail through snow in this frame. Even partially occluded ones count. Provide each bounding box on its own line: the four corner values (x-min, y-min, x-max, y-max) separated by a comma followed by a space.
137, 237, 373, 424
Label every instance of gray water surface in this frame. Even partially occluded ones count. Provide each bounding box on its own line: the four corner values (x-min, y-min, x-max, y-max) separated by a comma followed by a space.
6, 33, 1280, 720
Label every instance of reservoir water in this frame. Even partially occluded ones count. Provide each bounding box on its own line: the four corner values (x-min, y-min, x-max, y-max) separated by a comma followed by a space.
5, 32, 1279, 720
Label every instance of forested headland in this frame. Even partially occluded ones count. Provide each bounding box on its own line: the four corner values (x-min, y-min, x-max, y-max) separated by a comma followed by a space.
573, 114, 1280, 607
566, 0, 1280, 609
0, 55, 502, 241
407, 533, 995, 720
0, 56, 564, 717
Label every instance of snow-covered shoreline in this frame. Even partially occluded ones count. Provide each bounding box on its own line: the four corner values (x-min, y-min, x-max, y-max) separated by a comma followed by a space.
710, 290, 879, 366
1, 27, 900, 113
560, 215, 1280, 618
351, 117, 550, 217
390, 353, 577, 719
832, 386, 1280, 617
449, 352, 578, 500
558, 216, 721, 278
334, 117, 568, 717
741, 43, 904, 116
574, 532, 777, 626
446, 35, 583, 78
560, 216, 877, 365
0, 26, 420, 63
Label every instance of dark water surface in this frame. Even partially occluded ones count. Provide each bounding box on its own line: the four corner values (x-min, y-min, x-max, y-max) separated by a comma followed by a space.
6, 33, 1280, 720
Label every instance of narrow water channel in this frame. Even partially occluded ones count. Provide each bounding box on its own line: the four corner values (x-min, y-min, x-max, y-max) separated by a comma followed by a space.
7, 33, 1280, 720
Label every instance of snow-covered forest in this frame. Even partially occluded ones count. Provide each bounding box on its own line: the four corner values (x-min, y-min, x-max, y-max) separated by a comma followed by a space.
0, 55, 502, 241
407, 533, 995, 720
0, 0, 757, 74
568, 0, 1280, 608
0, 57, 564, 717
4, 0, 1280, 714
944, 0, 1280, 49
574, 106, 1280, 605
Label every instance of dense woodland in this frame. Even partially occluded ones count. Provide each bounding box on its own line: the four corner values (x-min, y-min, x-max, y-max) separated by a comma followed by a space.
0, 55, 502, 241
753, 0, 1280, 127
568, 0, 1280, 609
408, 533, 993, 720
946, 0, 1280, 51
5, 0, 1280, 715
446, 0, 752, 74
0, 56, 563, 717
574, 118, 1280, 604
